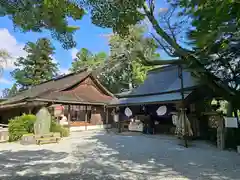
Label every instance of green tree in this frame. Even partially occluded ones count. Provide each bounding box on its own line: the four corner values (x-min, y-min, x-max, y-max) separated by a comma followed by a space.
170, 0, 240, 50
70, 26, 158, 93
83, 0, 239, 109
170, 0, 240, 112
106, 25, 158, 91
0, 0, 85, 49
1, 84, 18, 98
11, 38, 59, 90
0, 49, 11, 78
70, 48, 106, 72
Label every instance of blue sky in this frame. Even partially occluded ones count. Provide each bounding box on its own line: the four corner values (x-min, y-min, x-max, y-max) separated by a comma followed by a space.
0, 1, 171, 92
0, 14, 112, 91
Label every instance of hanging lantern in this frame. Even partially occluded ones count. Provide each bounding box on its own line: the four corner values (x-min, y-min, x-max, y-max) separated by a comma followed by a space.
156, 105, 167, 116
124, 107, 133, 117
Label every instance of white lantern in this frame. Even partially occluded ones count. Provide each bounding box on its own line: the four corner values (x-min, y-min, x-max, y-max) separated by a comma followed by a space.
156, 105, 167, 116
124, 107, 133, 117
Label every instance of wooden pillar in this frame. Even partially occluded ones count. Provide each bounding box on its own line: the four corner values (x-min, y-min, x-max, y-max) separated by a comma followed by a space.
28, 108, 32, 114
85, 105, 88, 130
106, 107, 109, 125
68, 105, 71, 129
106, 107, 109, 131
217, 114, 225, 150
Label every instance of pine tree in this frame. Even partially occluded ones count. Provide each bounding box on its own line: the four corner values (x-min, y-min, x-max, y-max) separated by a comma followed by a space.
11, 38, 59, 90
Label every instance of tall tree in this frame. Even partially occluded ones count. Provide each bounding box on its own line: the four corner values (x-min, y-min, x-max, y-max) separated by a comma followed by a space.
82, 0, 239, 109
0, 49, 10, 78
107, 25, 158, 91
0, 0, 85, 49
70, 48, 106, 72
11, 38, 59, 90
170, 0, 240, 111
70, 26, 158, 93
1, 84, 18, 98
170, 0, 240, 50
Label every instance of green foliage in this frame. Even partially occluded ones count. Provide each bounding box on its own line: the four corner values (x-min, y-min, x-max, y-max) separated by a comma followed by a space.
70, 48, 106, 72
84, 0, 145, 35
11, 38, 59, 90
50, 120, 70, 137
171, 0, 240, 108
0, 0, 85, 49
8, 114, 36, 142
106, 25, 158, 91
171, 0, 240, 49
84, 0, 239, 109
69, 26, 157, 93
1, 84, 18, 98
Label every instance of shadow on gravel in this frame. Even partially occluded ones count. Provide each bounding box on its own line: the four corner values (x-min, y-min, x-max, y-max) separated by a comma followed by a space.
0, 149, 129, 180
1, 132, 240, 180
87, 132, 240, 180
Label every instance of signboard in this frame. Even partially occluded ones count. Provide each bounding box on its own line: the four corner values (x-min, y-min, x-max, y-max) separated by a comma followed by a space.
224, 117, 238, 128
128, 122, 143, 132
114, 114, 119, 122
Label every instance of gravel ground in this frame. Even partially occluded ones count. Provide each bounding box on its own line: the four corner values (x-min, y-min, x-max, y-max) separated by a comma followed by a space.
1, 130, 240, 180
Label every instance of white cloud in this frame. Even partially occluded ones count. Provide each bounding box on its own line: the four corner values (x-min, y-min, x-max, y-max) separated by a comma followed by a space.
99, 33, 113, 39
0, 28, 26, 70
50, 55, 58, 64
0, 77, 12, 85
71, 48, 78, 60
158, 8, 168, 14
59, 67, 70, 75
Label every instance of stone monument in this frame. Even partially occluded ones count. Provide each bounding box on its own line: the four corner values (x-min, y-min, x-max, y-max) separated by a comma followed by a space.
34, 107, 51, 135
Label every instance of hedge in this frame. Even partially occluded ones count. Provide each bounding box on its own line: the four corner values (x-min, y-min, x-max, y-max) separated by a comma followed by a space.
8, 114, 69, 142
8, 114, 36, 142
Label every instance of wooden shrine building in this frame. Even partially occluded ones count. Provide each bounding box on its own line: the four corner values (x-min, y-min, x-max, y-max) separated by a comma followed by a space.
109, 64, 220, 138
0, 70, 115, 131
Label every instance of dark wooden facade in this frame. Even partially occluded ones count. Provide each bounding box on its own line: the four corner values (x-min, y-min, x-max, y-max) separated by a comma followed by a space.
0, 70, 115, 128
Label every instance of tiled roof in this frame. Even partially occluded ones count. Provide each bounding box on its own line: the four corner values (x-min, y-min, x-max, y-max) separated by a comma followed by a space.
1, 70, 113, 105
110, 65, 200, 105
38, 83, 113, 104
110, 91, 192, 106
122, 65, 199, 97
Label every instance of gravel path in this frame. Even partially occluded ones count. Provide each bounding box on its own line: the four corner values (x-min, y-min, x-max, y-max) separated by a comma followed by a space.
0, 130, 240, 180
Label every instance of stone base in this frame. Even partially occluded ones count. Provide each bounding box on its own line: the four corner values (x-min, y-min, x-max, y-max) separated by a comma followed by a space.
20, 134, 36, 145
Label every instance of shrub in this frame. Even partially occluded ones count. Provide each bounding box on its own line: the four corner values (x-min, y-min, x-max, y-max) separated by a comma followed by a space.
21, 114, 37, 133
8, 114, 37, 142
50, 120, 70, 137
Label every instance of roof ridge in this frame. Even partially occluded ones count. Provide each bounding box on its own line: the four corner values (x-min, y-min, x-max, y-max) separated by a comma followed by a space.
147, 64, 177, 74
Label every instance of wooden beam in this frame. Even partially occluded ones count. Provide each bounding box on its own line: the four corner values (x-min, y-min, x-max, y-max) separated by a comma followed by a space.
33, 98, 106, 106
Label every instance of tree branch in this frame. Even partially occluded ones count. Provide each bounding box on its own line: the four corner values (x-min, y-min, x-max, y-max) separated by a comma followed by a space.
151, 33, 175, 57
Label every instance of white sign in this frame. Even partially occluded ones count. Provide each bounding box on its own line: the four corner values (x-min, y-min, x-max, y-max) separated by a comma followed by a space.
128, 122, 143, 132
156, 105, 167, 116
124, 107, 132, 117
114, 114, 119, 122
224, 117, 238, 128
